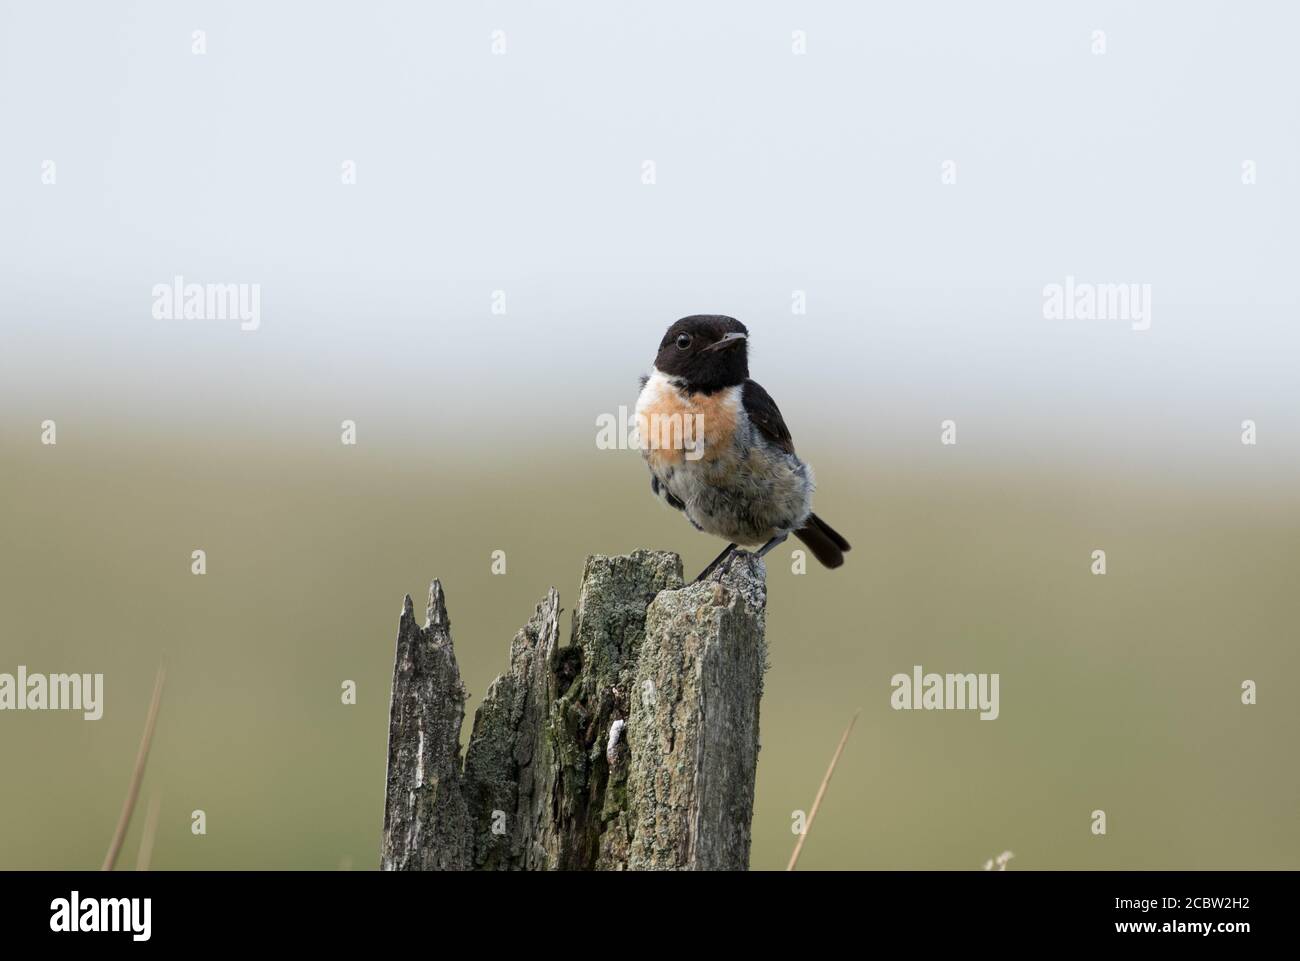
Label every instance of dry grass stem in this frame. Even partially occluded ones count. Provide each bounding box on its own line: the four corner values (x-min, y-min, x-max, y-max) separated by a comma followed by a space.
101, 665, 165, 871
787, 709, 860, 871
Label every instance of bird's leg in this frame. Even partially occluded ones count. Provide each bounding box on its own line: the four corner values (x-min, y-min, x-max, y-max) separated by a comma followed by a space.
754, 532, 789, 559
693, 543, 739, 583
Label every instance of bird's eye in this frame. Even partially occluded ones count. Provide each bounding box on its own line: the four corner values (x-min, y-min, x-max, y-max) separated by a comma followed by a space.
675, 333, 692, 350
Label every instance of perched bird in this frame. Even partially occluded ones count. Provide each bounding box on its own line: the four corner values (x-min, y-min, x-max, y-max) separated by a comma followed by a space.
634, 315, 850, 580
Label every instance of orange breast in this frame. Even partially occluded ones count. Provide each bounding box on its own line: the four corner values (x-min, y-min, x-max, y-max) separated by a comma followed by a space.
639, 384, 739, 468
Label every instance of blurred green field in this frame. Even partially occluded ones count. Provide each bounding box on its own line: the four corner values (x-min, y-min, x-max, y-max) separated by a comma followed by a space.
1, 420, 1297, 870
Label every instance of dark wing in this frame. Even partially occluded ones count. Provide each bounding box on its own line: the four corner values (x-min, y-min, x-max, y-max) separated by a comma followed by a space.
742, 379, 795, 454
649, 475, 686, 511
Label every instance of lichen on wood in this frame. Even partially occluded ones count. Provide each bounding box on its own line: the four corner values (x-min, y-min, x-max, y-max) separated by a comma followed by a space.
380, 549, 768, 871
380, 582, 472, 870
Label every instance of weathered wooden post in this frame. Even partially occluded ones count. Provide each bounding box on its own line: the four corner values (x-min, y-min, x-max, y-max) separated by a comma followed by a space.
380, 549, 768, 871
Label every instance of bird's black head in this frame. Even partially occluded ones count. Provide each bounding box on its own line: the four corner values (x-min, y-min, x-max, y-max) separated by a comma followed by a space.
653, 315, 749, 394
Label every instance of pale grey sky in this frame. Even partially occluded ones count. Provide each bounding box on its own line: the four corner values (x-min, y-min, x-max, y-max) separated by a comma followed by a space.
2, 0, 1296, 465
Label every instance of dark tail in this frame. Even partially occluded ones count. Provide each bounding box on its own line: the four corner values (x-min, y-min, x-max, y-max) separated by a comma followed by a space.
794, 513, 851, 569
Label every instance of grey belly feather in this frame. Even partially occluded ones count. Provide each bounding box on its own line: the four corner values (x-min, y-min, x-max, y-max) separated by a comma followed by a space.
645, 415, 815, 545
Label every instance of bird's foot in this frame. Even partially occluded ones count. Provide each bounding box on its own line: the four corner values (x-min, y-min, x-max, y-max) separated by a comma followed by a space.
692, 543, 739, 583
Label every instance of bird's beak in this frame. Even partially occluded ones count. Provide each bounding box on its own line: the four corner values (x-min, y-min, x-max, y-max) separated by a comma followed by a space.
705, 332, 747, 352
